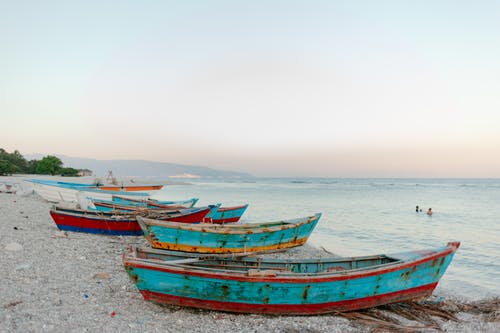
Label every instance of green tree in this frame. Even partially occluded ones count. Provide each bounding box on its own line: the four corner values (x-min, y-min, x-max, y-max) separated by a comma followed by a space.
9, 150, 28, 172
59, 167, 79, 176
27, 159, 38, 174
0, 149, 28, 173
35, 155, 63, 175
0, 149, 86, 176
0, 159, 19, 175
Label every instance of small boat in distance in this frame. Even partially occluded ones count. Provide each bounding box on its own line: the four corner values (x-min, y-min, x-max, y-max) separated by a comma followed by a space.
136, 213, 321, 253
123, 242, 460, 314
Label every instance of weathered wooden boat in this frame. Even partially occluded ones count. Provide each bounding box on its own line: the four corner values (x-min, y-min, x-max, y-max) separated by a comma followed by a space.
203, 204, 249, 224
92, 198, 248, 224
26, 178, 163, 192
112, 195, 199, 209
123, 242, 460, 314
26, 178, 151, 203
50, 205, 215, 235
90, 199, 190, 212
99, 184, 163, 192
136, 213, 321, 253
50, 207, 143, 235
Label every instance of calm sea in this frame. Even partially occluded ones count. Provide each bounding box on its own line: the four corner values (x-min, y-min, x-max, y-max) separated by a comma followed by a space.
153, 178, 500, 300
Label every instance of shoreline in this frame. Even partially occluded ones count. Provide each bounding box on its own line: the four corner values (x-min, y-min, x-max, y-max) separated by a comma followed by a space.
0, 180, 498, 332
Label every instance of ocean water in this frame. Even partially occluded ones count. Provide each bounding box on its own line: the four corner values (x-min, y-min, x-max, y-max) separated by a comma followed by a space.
153, 178, 500, 300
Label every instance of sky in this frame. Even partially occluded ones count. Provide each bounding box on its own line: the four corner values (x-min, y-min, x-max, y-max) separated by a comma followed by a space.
1, 1, 499, 177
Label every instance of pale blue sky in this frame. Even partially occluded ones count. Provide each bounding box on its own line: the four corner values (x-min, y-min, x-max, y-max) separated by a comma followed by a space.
1, 1, 499, 177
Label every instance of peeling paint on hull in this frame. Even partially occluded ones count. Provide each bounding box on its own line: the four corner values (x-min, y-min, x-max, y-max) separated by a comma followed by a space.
123, 242, 459, 314
139, 282, 437, 314
137, 213, 321, 253
204, 204, 249, 224
94, 200, 248, 224
147, 236, 309, 253
50, 210, 143, 235
49, 206, 213, 235
112, 196, 199, 209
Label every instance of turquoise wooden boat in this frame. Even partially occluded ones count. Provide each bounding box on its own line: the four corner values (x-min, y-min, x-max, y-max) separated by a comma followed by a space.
203, 204, 249, 223
136, 213, 321, 253
112, 195, 199, 209
110, 197, 247, 223
89, 198, 201, 213
90, 198, 247, 224
123, 242, 460, 315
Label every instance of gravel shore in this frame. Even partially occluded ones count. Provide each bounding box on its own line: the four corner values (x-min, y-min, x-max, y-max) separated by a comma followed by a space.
1, 180, 498, 332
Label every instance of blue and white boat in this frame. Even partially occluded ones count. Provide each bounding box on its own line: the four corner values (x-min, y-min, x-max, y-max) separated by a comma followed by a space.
26, 178, 151, 204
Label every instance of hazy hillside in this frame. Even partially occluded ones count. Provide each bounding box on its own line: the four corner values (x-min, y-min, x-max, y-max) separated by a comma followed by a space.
24, 154, 252, 179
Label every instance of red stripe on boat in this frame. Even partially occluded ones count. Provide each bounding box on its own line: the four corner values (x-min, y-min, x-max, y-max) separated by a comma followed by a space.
50, 211, 141, 232
163, 208, 210, 223
126, 245, 457, 283
139, 282, 438, 314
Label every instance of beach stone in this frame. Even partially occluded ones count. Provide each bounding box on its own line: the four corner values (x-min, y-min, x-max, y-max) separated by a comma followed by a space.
4, 300, 22, 308
52, 230, 68, 238
93, 272, 111, 279
15, 263, 31, 270
5, 242, 23, 251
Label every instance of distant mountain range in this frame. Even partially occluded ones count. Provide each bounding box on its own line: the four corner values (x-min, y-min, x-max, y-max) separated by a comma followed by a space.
25, 154, 252, 179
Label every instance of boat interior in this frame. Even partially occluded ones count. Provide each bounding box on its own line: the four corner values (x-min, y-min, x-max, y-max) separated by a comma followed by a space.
132, 247, 401, 275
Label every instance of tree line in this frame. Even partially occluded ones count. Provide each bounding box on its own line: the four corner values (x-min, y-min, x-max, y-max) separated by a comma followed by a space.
0, 148, 81, 176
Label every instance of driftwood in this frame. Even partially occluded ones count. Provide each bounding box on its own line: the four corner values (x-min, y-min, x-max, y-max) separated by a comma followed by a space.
446, 297, 500, 322
337, 297, 500, 332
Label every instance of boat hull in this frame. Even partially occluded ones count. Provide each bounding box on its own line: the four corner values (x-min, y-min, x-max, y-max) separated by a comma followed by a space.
138, 282, 437, 314
112, 196, 198, 209
50, 206, 214, 235
29, 181, 150, 203
124, 242, 459, 314
99, 185, 163, 192
204, 204, 249, 223
50, 210, 142, 236
91, 200, 188, 213
162, 207, 212, 223
137, 213, 321, 253
92, 200, 245, 224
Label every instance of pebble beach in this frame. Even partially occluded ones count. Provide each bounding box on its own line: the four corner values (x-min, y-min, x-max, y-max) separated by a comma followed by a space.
1, 177, 498, 332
